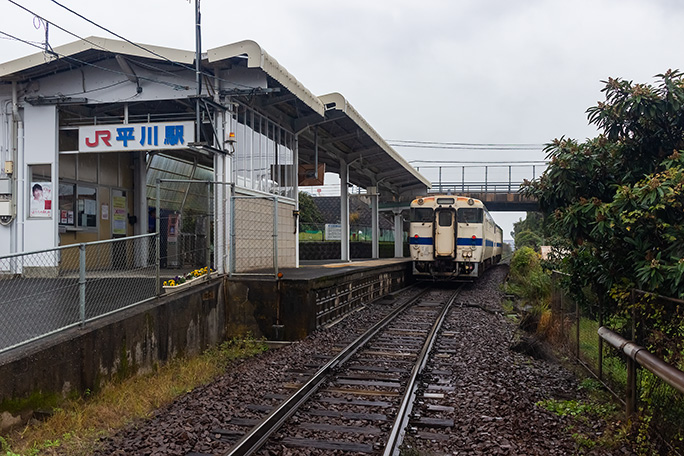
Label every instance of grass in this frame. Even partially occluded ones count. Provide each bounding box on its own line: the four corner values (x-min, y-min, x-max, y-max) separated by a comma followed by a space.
570, 317, 628, 388
0, 336, 267, 456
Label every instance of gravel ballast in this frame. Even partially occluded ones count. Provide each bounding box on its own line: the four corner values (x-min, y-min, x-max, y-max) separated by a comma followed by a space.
90, 265, 633, 455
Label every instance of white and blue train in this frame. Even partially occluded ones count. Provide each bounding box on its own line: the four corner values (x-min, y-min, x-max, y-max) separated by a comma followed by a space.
409, 195, 503, 279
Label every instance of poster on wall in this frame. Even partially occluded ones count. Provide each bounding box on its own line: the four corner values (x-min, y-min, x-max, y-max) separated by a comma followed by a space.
112, 196, 127, 235
30, 182, 52, 218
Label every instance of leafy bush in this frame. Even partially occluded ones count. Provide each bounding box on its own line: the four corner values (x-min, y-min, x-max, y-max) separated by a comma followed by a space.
508, 246, 551, 311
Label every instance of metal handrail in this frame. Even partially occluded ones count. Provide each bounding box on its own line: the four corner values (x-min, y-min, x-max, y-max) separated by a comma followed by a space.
598, 326, 684, 395
0, 232, 156, 260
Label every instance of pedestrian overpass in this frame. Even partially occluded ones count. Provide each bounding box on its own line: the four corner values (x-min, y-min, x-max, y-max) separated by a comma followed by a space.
417, 161, 545, 211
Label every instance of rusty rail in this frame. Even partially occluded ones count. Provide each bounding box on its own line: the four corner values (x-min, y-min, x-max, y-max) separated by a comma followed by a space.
598, 326, 684, 414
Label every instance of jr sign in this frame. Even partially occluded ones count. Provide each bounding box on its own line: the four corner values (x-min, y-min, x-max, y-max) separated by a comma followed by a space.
79, 121, 195, 152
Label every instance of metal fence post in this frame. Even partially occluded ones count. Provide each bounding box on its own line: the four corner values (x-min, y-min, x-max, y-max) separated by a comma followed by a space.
575, 297, 580, 359
79, 243, 86, 327
439, 166, 442, 193
156, 180, 161, 296
207, 181, 212, 274
508, 166, 512, 192
229, 195, 236, 275
273, 195, 279, 278
626, 357, 638, 415
485, 166, 488, 194
461, 166, 465, 193
598, 298, 604, 381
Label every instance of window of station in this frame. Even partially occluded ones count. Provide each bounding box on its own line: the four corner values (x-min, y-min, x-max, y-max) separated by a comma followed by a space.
233, 105, 295, 199
410, 208, 434, 222
59, 184, 98, 229
458, 208, 483, 223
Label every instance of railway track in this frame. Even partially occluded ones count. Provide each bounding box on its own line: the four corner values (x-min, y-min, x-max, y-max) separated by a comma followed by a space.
187, 285, 463, 456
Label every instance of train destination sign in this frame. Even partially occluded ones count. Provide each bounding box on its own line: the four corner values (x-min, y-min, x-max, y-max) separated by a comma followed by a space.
79, 121, 195, 152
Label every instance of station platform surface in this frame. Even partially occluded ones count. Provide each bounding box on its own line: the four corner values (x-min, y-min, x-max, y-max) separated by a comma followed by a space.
264, 257, 412, 281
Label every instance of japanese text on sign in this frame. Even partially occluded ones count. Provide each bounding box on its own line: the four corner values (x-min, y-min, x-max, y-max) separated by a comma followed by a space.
79, 121, 195, 152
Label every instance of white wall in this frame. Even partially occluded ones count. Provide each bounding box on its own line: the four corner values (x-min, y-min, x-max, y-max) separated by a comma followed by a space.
22, 104, 59, 254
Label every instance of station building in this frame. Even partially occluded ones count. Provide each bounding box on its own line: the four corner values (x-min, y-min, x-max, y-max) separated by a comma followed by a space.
0, 37, 429, 273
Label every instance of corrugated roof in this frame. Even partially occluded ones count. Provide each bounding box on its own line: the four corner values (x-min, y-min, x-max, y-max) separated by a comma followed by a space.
318, 93, 430, 192
206, 40, 325, 118
0, 36, 195, 79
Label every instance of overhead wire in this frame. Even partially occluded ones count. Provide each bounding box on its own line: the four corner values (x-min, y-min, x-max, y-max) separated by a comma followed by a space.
387, 139, 545, 151
0, 29, 189, 91
388, 139, 545, 147
47, 0, 258, 90
6, 0, 197, 85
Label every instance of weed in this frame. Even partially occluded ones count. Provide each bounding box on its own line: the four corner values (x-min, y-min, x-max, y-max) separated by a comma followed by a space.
536, 398, 616, 420
572, 432, 597, 449
0, 334, 268, 456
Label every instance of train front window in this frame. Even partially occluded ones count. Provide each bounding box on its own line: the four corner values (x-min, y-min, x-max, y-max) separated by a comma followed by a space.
411, 208, 433, 222
438, 211, 452, 226
458, 208, 483, 223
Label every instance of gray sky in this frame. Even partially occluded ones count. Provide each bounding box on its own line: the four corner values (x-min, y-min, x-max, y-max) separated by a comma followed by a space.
2, 0, 684, 238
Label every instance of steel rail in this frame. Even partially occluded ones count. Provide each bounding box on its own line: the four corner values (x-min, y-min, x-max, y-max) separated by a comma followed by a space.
383, 287, 461, 456
219, 286, 433, 456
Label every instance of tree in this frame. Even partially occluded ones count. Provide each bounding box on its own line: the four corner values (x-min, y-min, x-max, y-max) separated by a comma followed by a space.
523, 70, 684, 305
512, 212, 545, 250
298, 191, 324, 230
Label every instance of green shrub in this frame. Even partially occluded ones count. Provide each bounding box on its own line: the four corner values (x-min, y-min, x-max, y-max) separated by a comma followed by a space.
510, 246, 540, 281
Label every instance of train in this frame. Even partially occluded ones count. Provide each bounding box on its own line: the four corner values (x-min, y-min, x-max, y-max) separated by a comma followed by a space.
409, 195, 503, 279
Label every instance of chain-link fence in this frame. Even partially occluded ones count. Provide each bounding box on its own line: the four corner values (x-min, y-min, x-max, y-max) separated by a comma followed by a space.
0, 233, 158, 354
550, 271, 627, 396
231, 194, 279, 275
550, 272, 684, 454
631, 290, 684, 454
155, 179, 213, 272
299, 222, 397, 243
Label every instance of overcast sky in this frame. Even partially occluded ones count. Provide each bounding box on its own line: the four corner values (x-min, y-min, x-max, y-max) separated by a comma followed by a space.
2, 0, 684, 238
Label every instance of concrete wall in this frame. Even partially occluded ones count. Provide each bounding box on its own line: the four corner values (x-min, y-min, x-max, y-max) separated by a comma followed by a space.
0, 279, 225, 405
225, 261, 413, 341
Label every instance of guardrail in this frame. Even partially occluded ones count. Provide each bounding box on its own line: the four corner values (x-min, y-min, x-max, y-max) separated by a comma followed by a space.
549, 273, 684, 454
429, 181, 525, 194
598, 326, 684, 413
0, 233, 159, 354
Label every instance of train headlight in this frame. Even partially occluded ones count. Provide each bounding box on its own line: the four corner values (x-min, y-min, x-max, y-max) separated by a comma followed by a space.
467, 198, 474, 206
417, 198, 424, 206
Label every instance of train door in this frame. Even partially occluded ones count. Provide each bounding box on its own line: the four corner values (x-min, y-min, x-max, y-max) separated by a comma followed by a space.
434, 209, 456, 257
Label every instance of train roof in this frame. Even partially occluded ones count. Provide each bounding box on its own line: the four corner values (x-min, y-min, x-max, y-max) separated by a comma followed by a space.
410, 195, 484, 207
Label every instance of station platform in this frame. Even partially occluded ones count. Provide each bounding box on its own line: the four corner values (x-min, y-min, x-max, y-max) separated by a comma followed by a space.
281, 257, 412, 280
225, 258, 414, 341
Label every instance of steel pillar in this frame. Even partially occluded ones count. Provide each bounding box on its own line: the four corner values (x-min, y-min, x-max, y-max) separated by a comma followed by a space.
394, 210, 403, 258
340, 160, 350, 262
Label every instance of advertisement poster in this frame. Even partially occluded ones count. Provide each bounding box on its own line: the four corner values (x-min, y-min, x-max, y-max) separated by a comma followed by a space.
30, 182, 52, 218
112, 196, 127, 235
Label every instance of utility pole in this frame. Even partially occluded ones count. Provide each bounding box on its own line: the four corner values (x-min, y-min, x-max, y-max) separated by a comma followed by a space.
195, 0, 202, 142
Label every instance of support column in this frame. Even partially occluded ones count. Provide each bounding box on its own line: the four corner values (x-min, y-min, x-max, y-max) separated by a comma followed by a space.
340, 159, 350, 262
393, 210, 404, 258
294, 135, 300, 268
369, 186, 379, 259
134, 151, 148, 267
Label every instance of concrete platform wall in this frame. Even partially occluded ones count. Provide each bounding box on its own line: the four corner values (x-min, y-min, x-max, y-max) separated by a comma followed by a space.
225, 261, 413, 340
0, 279, 225, 406
0, 261, 411, 412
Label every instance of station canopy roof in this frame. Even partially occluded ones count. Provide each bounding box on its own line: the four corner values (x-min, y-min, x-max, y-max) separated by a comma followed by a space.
1, 37, 429, 200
